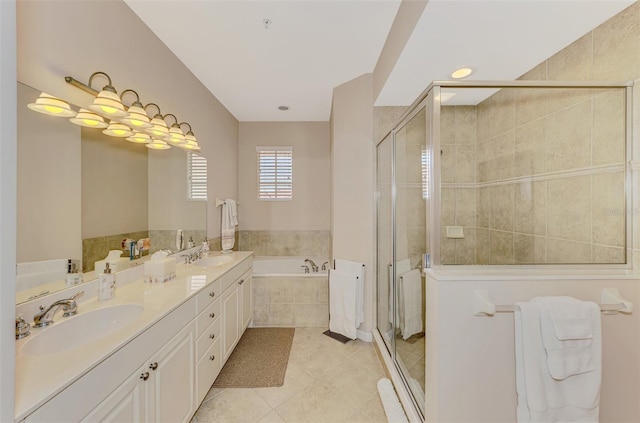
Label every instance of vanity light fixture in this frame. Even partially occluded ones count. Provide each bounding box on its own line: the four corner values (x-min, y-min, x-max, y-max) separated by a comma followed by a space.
164, 114, 186, 144
69, 108, 109, 128
85, 72, 128, 118
144, 103, 170, 140
125, 131, 151, 144
103, 122, 134, 138
180, 122, 201, 150
119, 89, 153, 129
27, 93, 77, 117
145, 139, 171, 150
449, 67, 475, 80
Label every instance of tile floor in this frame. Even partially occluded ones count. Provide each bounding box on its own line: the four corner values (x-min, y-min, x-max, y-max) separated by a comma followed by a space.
191, 327, 389, 423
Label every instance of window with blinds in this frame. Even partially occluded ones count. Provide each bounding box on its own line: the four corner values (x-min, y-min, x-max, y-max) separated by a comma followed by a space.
257, 146, 293, 201
187, 152, 207, 201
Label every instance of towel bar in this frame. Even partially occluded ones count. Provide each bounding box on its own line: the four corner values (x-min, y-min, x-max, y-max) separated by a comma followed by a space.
215, 198, 240, 207
474, 289, 633, 316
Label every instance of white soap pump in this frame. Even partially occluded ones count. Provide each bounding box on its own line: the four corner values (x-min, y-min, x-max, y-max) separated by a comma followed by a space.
98, 262, 116, 301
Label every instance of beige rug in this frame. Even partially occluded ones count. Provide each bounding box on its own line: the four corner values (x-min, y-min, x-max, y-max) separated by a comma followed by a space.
212, 328, 295, 388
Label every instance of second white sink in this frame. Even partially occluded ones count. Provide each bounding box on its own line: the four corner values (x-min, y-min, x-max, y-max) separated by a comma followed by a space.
20, 304, 144, 356
193, 255, 234, 267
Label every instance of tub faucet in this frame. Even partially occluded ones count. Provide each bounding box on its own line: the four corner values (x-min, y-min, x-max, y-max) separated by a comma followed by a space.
321, 261, 329, 271
304, 259, 319, 273
33, 290, 84, 328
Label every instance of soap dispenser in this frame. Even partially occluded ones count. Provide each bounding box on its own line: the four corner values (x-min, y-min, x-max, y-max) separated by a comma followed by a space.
65, 260, 82, 287
187, 236, 195, 249
98, 263, 116, 301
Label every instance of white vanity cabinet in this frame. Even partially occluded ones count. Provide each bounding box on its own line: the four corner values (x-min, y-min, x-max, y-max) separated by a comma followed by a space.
19, 254, 253, 423
81, 321, 195, 423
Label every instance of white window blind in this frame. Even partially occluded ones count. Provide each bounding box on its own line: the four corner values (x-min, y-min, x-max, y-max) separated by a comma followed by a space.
187, 152, 207, 201
257, 146, 293, 201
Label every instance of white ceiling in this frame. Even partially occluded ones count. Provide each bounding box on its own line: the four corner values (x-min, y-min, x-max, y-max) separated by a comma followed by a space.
126, 0, 635, 121
124, 0, 401, 122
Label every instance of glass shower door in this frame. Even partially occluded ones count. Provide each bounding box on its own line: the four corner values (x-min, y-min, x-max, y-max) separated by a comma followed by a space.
393, 104, 428, 415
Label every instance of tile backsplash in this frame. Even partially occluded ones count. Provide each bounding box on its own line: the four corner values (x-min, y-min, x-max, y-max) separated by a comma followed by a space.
238, 230, 330, 257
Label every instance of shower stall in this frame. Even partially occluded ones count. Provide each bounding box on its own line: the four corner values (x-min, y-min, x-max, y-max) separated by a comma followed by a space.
375, 80, 632, 420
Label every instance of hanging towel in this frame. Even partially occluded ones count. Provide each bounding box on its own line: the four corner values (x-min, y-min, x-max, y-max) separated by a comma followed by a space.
515, 297, 601, 422
328, 268, 358, 340
389, 258, 411, 326
334, 259, 365, 327
399, 269, 423, 340
221, 199, 238, 252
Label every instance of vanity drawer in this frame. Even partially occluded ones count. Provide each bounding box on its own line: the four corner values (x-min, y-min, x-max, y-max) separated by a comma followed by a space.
196, 279, 220, 313
196, 299, 220, 338
196, 317, 221, 359
196, 338, 221, 405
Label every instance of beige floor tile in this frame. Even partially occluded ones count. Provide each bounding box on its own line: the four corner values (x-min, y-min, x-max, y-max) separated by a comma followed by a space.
195, 388, 273, 423
258, 410, 286, 423
348, 343, 385, 375
202, 386, 226, 403
275, 381, 362, 423
321, 359, 383, 414
360, 392, 389, 423
253, 362, 315, 409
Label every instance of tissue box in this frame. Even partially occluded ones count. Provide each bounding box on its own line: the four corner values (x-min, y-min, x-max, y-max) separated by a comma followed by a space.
144, 257, 176, 283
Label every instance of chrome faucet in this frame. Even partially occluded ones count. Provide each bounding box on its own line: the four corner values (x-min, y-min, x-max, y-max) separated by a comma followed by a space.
321, 261, 329, 271
304, 259, 319, 273
33, 290, 84, 328
181, 249, 204, 264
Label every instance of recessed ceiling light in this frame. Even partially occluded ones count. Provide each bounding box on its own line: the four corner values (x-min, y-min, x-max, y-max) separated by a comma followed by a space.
450, 67, 475, 80
278, 106, 289, 111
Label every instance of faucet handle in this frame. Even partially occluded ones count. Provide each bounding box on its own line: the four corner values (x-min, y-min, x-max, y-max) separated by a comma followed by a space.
15, 315, 30, 339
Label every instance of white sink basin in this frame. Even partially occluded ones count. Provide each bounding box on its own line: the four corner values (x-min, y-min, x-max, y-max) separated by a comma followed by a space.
194, 255, 233, 268
20, 304, 144, 356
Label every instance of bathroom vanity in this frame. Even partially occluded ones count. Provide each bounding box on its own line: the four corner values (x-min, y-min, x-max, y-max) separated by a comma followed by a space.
14, 251, 253, 423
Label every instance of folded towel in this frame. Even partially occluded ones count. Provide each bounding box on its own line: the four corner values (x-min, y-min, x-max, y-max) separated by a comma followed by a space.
515, 298, 601, 422
399, 269, 423, 340
329, 269, 358, 340
334, 259, 365, 327
535, 297, 595, 380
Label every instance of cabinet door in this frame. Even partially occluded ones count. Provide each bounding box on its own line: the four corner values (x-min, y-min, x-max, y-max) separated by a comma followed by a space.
239, 273, 252, 332
80, 366, 148, 423
222, 285, 240, 362
148, 322, 196, 423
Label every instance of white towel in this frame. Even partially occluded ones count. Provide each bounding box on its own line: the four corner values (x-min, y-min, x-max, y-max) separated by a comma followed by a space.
515, 298, 601, 422
389, 259, 411, 326
399, 269, 423, 340
221, 199, 238, 252
329, 269, 358, 340
334, 259, 365, 326
535, 297, 595, 380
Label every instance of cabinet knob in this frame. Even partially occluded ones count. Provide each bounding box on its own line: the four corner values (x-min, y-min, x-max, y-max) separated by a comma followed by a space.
140, 372, 150, 381
209, 333, 215, 339
209, 291, 215, 297
149, 362, 158, 371
209, 355, 215, 361
209, 312, 215, 318
238, 279, 245, 285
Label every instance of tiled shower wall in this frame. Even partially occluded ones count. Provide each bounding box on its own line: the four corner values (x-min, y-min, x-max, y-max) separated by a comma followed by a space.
238, 230, 330, 257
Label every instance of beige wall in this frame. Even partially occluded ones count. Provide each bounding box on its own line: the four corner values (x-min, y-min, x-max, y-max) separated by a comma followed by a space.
238, 121, 330, 231
148, 149, 206, 231
17, 82, 82, 263
16, 0, 239, 241
331, 73, 375, 336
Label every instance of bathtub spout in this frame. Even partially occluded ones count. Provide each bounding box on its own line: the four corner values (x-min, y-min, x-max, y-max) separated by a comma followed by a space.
304, 259, 319, 272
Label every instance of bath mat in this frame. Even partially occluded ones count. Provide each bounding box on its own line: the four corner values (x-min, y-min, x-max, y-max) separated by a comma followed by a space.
404, 332, 425, 344
323, 329, 353, 344
213, 327, 294, 388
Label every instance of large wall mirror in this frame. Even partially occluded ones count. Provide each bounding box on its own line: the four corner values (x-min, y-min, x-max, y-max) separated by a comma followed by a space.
16, 82, 207, 304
